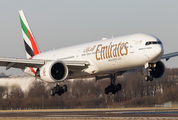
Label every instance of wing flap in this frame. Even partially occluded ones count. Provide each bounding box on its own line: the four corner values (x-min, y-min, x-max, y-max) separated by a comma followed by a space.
62, 60, 90, 66
62, 60, 90, 72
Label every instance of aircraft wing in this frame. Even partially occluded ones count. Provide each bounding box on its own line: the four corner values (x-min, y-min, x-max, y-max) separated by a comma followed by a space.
0, 57, 45, 70
161, 51, 178, 61
0, 57, 90, 71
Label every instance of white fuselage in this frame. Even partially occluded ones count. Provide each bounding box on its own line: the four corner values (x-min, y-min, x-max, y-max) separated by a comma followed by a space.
24, 33, 164, 79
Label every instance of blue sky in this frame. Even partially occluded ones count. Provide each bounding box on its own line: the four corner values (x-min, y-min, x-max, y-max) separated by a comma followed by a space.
0, 0, 178, 75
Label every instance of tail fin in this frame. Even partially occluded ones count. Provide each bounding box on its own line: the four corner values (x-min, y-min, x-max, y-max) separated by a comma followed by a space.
19, 10, 40, 59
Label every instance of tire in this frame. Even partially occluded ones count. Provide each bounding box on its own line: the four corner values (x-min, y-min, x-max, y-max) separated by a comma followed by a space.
117, 84, 122, 91
63, 85, 67, 92
51, 89, 55, 96
112, 90, 116, 94
58, 92, 62, 96
149, 75, 153, 81
54, 87, 57, 93
110, 84, 115, 92
145, 75, 149, 81
105, 87, 109, 94
107, 85, 111, 91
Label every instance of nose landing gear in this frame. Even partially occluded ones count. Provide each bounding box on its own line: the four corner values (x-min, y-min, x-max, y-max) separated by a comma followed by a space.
145, 74, 153, 81
144, 63, 155, 81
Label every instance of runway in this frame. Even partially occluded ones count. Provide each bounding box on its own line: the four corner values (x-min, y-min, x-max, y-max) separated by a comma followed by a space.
0, 108, 178, 119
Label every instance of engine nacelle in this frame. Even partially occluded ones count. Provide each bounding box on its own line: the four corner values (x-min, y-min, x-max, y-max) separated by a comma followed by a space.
151, 61, 165, 79
139, 61, 165, 79
39, 61, 68, 83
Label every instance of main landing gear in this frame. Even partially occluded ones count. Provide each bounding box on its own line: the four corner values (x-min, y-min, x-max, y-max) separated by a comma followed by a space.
51, 84, 67, 96
104, 74, 122, 95
144, 63, 155, 82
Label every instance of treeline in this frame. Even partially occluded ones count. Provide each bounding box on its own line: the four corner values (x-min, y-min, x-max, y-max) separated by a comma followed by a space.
0, 68, 178, 109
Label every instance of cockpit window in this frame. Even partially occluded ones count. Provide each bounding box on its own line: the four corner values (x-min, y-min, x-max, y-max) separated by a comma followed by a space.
145, 41, 162, 46
157, 41, 162, 44
152, 42, 157, 44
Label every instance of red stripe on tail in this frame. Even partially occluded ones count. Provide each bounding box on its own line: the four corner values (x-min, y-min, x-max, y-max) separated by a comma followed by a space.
27, 29, 39, 55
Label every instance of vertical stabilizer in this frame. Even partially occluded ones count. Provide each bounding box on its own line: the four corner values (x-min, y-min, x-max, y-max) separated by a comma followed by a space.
19, 10, 40, 59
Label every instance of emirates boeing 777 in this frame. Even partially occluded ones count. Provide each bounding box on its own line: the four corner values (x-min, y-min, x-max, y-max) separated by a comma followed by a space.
0, 10, 177, 96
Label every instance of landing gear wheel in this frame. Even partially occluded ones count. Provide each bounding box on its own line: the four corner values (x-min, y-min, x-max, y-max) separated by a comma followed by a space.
57, 92, 62, 96
51, 89, 55, 96
104, 74, 122, 95
145, 75, 153, 81
105, 87, 109, 94
112, 89, 116, 94
149, 75, 153, 81
116, 83, 121, 91
51, 84, 68, 96
104, 83, 122, 95
145, 75, 149, 81
63, 85, 67, 92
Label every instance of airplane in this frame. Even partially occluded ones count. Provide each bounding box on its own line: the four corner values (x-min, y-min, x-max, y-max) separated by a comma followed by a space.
0, 10, 177, 96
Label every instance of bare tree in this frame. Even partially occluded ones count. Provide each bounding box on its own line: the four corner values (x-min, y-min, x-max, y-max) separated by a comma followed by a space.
0, 86, 7, 98
27, 80, 48, 98
10, 85, 24, 98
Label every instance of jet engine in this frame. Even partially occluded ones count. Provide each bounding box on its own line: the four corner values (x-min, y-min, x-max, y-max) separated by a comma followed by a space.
139, 61, 165, 80
151, 61, 165, 79
39, 61, 69, 83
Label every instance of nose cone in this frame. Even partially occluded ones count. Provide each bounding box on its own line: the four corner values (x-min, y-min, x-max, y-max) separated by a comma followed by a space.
153, 44, 164, 62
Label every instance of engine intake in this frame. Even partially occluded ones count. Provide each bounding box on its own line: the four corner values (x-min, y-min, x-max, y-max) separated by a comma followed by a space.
40, 61, 68, 83
151, 61, 165, 79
